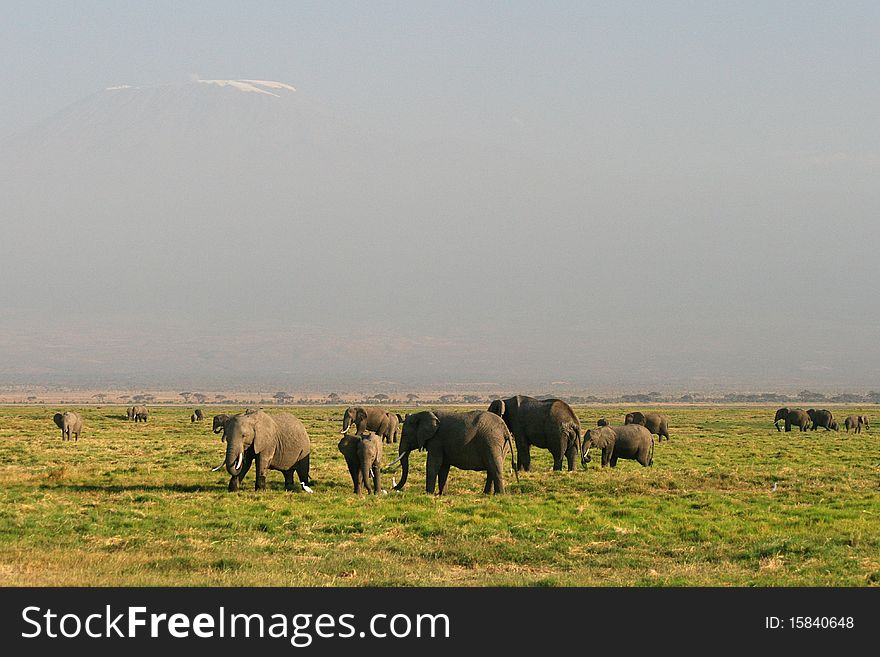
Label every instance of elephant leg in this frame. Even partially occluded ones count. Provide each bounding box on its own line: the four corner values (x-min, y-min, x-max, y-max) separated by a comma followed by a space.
489, 455, 505, 494
438, 464, 451, 495
610, 456, 618, 468
425, 452, 443, 494
283, 469, 296, 491
371, 464, 381, 495
228, 476, 240, 492
346, 459, 360, 493
237, 451, 254, 486
254, 455, 268, 491
601, 448, 611, 467
565, 441, 577, 471
551, 446, 563, 471
295, 455, 311, 487
515, 438, 531, 472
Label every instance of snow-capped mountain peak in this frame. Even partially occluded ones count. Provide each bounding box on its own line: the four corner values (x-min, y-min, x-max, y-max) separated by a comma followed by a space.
196, 78, 296, 97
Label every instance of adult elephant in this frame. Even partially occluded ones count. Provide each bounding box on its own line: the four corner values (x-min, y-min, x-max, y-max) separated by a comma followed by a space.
53, 412, 83, 441
223, 410, 312, 492
126, 406, 135, 421
487, 396, 581, 471
807, 409, 835, 431
773, 408, 811, 432
132, 405, 148, 423
391, 410, 514, 494
194, 409, 204, 421
844, 415, 869, 433
337, 432, 383, 495
624, 411, 670, 441
581, 425, 653, 468
341, 406, 400, 443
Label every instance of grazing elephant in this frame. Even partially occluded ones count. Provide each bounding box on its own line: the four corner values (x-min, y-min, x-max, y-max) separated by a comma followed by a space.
773, 407, 811, 432
487, 396, 581, 471
392, 410, 515, 494
337, 431, 383, 495
132, 405, 148, 423
223, 410, 312, 492
844, 415, 869, 433
126, 406, 135, 421
53, 412, 83, 441
828, 419, 839, 431
807, 409, 835, 431
194, 409, 204, 421
190, 412, 198, 423
624, 411, 670, 441
341, 406, 400, 443
581, 425, 654, 468
597, 418, 610, 427
213, 414, 231, 434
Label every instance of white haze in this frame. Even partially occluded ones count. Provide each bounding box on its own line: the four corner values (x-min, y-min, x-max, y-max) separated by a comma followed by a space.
0, 4, 878, 392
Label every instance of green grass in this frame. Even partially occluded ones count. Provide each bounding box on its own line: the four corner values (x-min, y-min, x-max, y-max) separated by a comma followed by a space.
0, 405, 878, 586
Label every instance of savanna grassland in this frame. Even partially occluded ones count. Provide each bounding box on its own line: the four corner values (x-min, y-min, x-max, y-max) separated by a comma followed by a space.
0, 405, 877, 586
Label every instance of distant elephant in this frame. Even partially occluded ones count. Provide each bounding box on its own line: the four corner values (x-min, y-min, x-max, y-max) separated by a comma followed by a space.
341, 406, 399, 443
773, 407, 811, 432
581, 425, 653, 468
337, 431, 383, 494
624, 411, 670, 441
53, 411, 83, 441
487, 396, 581, 471
392, 410, 514, 494
190, 412, 198, 423
223, 410, 312, 492
597, 418, 610, 427
194, 409, 204, 421
132, 405, 148, 423
828, 419, 839, 431
844, 415, 869, 433
806, 409, 835, 431
126, 406, 135, 421
213, 414, 231, 434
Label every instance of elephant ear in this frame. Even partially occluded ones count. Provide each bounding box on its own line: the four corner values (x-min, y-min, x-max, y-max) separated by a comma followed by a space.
252, 412, 275, 454
53, 413, 64, 429
416, 412, 440, 450
356, 408, 368, 424
488, 399, 505, 417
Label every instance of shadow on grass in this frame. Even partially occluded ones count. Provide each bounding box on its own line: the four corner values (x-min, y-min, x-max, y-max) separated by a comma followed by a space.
42, 483, 218, 494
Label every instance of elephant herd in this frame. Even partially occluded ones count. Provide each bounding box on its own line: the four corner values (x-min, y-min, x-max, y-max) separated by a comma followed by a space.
209, 399, 670, 496
46, 400, 871, 496
773, 407, 870, 434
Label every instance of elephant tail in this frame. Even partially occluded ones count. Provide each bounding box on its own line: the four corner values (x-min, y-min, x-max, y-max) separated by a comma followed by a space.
649, 438, 654, 466
503, 426, 519, 484
564, 421, 581, 458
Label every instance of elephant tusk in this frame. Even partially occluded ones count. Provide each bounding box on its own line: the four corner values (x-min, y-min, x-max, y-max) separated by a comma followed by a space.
382, 452, 407, 471
210, 462, 225, 472
234, 451, 243, 471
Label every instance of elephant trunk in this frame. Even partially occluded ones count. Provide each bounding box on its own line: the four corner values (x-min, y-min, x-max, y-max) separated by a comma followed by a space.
342, 415, 352, 433
581, 440, 593, 465
225, 437, 244, 476
393, 451, 410, 490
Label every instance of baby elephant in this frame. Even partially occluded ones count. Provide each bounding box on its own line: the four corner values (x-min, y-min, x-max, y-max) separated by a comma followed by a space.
53, 411, 83, 441
337, 431, 383, 495
581, 425, 654, 468
844, 415, 869, 433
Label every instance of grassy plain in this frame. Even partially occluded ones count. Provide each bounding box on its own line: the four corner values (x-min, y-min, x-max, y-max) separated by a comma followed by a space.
0, 405, 877, 586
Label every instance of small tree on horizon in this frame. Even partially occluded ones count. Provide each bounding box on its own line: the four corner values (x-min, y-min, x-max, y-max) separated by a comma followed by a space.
179, 392, 192, 404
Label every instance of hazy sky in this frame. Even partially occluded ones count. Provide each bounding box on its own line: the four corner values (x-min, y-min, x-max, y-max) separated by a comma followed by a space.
1, 2, 878, 391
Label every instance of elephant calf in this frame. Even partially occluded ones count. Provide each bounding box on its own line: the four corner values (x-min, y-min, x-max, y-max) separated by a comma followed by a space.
213, 414, 231, 435
844, 415, 869, 433
624, 411, 670, 441
582, 425, 654, 468
338, 431, 383, 495
53, 411, 83, 441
